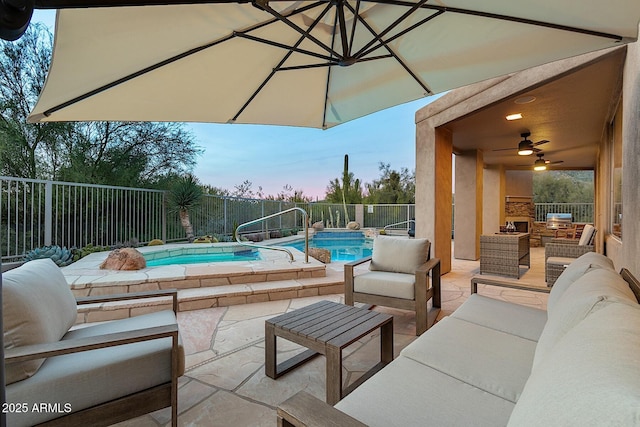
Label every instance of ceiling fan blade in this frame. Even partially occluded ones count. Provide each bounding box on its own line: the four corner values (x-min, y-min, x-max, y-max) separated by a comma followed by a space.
532, 139, 550, 146
545, 160, 564, 164
492, 147, 517, 152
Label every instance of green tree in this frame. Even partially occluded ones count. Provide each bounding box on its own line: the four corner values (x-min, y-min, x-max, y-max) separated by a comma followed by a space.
56, 121, 201, 187
0, 24, 72, 178
264, 184, 312, 202
365, 163, 415, 204
168, 174, 203, 242
232, 180, 264, 199
533, 171, 593, 203
0, 25, 202, 186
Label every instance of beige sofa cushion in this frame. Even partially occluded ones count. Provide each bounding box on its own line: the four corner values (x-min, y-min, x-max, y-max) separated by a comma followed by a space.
3, 259, 77, 385
533, 268, 636, 368
336, 355, 515, 427
451, 294, 547, 342
547, 251, 614, 313
400, 316, 536, 403
369, 236, 429, 274
508, 302, 640, 427
354, 271, 415, 300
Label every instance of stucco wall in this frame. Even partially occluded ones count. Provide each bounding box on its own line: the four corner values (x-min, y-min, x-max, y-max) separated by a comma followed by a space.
454, 151, 483, 260
483, 166, 502, 234
505, 170, 533, 196
621, 24, 640, 276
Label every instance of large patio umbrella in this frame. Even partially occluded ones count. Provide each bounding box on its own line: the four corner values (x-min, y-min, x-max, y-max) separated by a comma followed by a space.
26, 1, 640, 129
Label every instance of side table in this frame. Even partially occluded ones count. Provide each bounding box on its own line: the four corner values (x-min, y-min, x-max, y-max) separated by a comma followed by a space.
265, 300, 393, 405
480, 233, 530, 278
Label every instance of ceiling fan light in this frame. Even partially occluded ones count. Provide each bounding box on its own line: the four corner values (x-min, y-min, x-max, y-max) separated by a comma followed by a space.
518, 140, 534, 155
534, 158, 547, 171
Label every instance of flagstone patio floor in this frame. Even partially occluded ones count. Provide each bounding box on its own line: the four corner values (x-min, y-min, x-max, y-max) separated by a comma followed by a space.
113, 246, 548, 427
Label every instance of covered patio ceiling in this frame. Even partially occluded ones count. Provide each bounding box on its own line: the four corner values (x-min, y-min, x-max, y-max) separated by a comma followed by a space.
444, 47, 626, 170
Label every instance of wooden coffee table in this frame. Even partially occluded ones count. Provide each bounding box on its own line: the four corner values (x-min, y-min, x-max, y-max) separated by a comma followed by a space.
265, 300, 393, 405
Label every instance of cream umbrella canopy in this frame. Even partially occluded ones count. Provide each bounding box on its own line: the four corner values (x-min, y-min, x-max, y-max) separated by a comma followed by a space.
26, 0, 640, 129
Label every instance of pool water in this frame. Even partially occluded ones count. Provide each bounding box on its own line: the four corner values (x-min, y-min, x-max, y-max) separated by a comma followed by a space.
287, 231, 373, 262
145, 250, 261, 266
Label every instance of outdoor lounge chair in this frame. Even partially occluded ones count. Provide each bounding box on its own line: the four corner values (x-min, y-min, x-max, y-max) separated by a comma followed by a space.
3, 259, 184, 427
344, 236, 441, 335
545, 224, 597, 285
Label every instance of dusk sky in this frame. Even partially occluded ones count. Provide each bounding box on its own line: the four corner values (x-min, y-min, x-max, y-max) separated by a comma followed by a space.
32, 10, 443, 200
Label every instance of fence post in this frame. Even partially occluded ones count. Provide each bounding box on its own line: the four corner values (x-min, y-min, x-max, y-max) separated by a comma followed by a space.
44, 181, 53, 246
224, 198, 228, 236
407, 205, 411, 232
355, 204, 364, 227
161, 191, 167, 243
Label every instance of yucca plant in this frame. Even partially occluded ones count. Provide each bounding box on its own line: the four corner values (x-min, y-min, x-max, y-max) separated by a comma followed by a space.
168, 174, 203, 243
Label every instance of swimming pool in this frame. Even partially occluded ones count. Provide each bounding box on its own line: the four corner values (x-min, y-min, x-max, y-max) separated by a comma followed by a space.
145, 248, 261, 266
287, 231, 373, 262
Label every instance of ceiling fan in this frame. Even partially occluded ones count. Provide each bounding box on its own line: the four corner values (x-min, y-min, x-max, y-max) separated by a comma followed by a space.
494, 132, 550, 155
520, 153, 564, 171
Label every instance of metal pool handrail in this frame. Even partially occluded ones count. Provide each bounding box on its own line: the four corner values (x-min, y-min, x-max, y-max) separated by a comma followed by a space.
383, 219, 415, 231
235, 207, 309, 263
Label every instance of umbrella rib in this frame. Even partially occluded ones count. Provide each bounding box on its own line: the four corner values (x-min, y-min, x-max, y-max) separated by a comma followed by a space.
235, 33, 336, 62
232, 1, 334, 122
322, 8, 340, 129
352, 0, 430, 59
279, 54, 392, 71
278, 62, 335, 71
357, 9, 444, 59
254, 0, 343, 59
41, 33, 236, 117
348, 4, 432, 95
336, 2, 350, 57
40, 1, 327, 117
365, 0, 626, 41
347, 0, 362, 57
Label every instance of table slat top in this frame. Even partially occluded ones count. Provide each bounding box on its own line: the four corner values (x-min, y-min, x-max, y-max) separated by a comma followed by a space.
267, 301, 392, 347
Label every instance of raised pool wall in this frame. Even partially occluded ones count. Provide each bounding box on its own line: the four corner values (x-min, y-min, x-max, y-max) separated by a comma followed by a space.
63, 242, 342, 324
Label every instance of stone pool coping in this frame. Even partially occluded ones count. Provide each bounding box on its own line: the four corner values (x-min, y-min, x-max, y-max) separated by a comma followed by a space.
62, 241, 344, 323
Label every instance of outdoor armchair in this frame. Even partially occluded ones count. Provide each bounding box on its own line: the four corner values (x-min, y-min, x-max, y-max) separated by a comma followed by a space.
3, 259, 184, 427
545, 224, 596, 285
344, 236, 441, 335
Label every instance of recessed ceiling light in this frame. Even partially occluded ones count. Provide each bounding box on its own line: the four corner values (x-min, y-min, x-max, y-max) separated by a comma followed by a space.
514, 96, 536, 104
506, 113, 523, 121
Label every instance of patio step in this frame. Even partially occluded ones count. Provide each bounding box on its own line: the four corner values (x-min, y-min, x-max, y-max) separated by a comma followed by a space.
75, 268, 345, 324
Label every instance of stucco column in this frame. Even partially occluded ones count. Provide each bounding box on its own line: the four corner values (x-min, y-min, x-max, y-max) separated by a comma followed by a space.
483, 165, 505, 234
354, 204, 364, 227
416, 125, 452, 273
454, 150, 483, 260
622, 26, 640, 275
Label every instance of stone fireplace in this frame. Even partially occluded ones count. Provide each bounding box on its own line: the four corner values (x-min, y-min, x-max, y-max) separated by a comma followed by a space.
505, 196, 534, 233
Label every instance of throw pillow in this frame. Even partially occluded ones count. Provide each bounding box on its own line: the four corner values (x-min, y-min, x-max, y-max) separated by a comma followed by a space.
369, 236, 430, 275
3, 259, 77, 384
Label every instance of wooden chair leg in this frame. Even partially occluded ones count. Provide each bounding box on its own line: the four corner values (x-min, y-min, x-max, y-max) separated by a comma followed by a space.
344, 264, 355, 306
415, 302, 428, 335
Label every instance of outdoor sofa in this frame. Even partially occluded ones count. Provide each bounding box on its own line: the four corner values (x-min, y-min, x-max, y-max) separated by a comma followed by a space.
278, 251, 640, 426
3, 259, 184, 427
